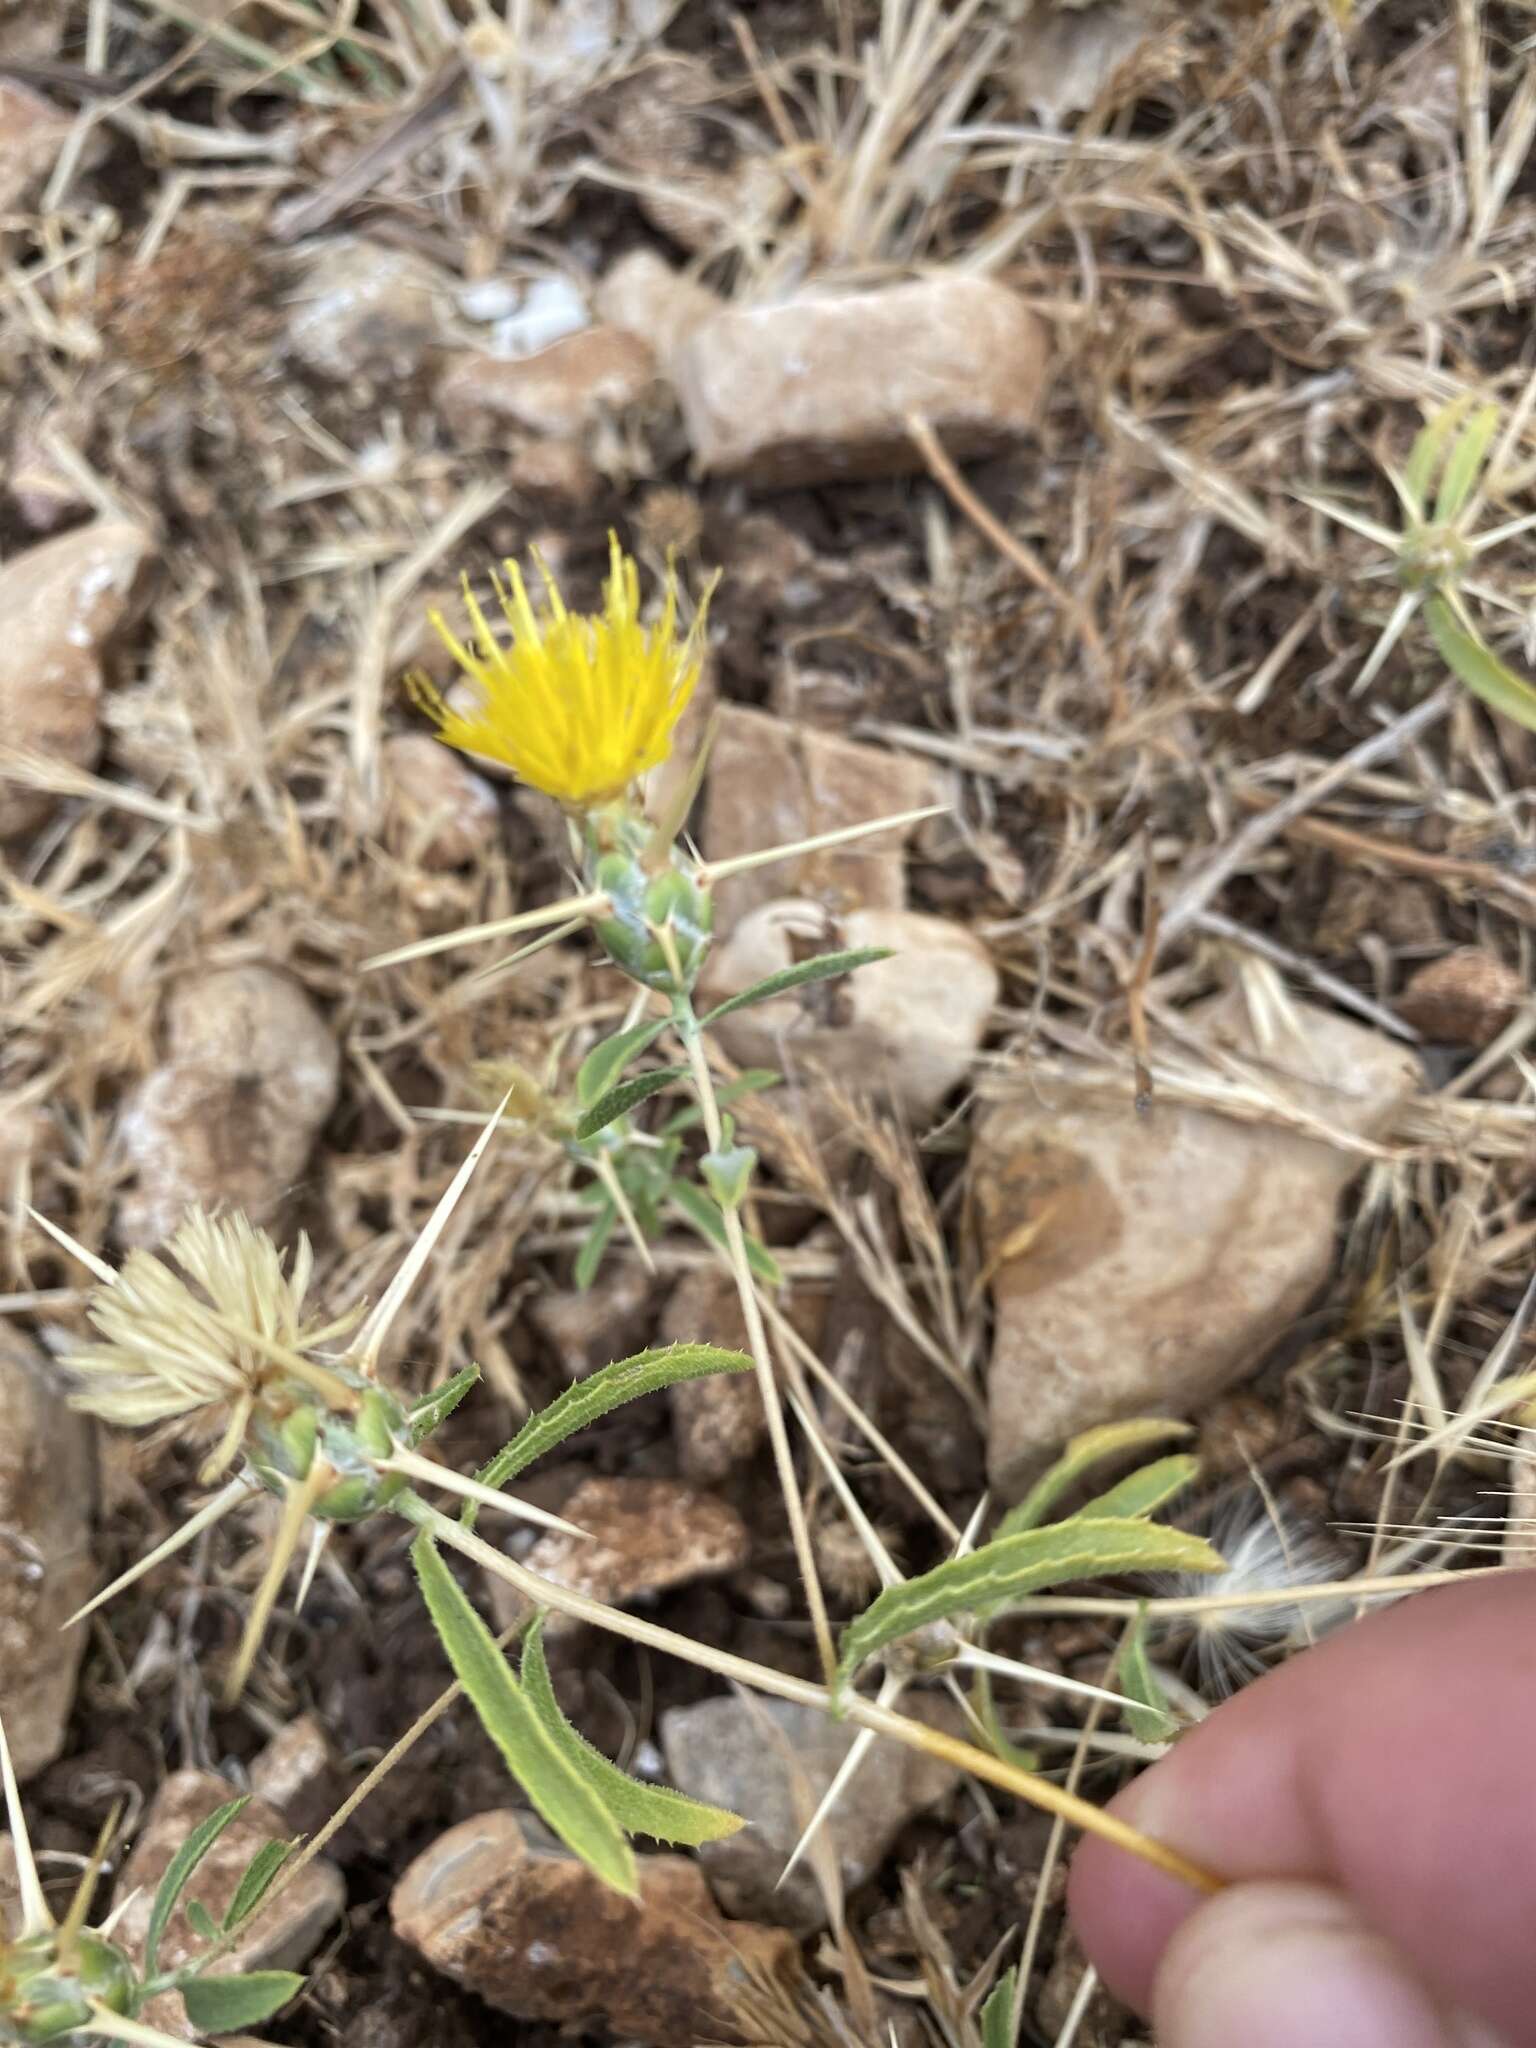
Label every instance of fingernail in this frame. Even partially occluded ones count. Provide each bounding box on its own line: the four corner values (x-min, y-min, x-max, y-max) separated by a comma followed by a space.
1153, 1880, 1502, 2048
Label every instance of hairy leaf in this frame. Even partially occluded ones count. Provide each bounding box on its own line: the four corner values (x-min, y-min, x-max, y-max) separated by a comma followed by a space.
659, 1068, 780, 1136
408, 1365, 481, 1446
1119, 1608, 1177, 1745
667, 1178, 782, 1284
698, 947, 891, 1026
180, 1972, 305, 2032
836, 1519, 1223, 1693
1069, 1455, 1201, 1526
576, 1020, 668, 1107
573, 1067, 688, 1140
184, 1901, 218, 1945
1425, 596, 1536, 734
521, 1618, 743, 1846
471, 1343, 754, 1513
999, 1420, 1194, 1538
413, 1536, 636, 1894
980, 1968, 1018, 2048
145, 1798, 249, 1977
223, 1838, 299, 1932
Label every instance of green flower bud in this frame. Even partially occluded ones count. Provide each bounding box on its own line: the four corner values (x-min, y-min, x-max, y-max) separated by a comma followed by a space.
0, 1931, 134, 2043
247, 1374, 409, 1524
590, 846, 714, 994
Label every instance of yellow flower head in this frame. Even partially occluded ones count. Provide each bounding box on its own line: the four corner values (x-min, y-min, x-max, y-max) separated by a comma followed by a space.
410, 534, 710, 810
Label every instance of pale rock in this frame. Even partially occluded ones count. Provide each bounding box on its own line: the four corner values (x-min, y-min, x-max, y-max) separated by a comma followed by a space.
0, 79, 72, 213
529, 1260, 658, 1382
284, 237, 446, 382
0, 521, 156, 840
440, 327, 659, 443
704, 704, 942, 926
661, 1694, 960, 1933
977, 991, 1422, 1499
0, 1331, 95, 1781
674, 276, 1049, 486
391, 1808, 799, 2045
461, 272, 589, 357
1399, 946, 1524, 1048
8, 410, 91, 534
383, 732, 500, 869
488, 1476, 748, 1638
1009, 5, 1156, 123
594, 249, 720, 361
248, 1712, 335, 1834
113, 1769, 343, 2039
660, 1269, 766, 1482
505, 435, 601, 508
117, 964, 340, 1248
701, 900, 998, 1124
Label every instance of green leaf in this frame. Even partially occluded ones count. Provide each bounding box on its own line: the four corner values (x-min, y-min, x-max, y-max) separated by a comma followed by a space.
1434, 402, 1499, 524
413, 1535, 636, 1894
1068, 1454, 1201, 1525
573, 1199, 618, 1291
520, 1618, 743, 1846
184, 1900, 218, 1945
701, 1142, 756, 1211
1119, 1607, 1177, 1745
1425, 596, 1536, 734
667, 1178, 783, 1284
471, 1343, 754, 1513
980, 1967, 1018, 2048
573, 1067, 689, 1140
181, 1972, 305, 2032
145, 1797, 249, 1977
576, 1020, 669, 1107
999, 1419, 1194, 1538
698, 947, 892, 1026
836, 1519, 1224, 1694
223, 1838, 299, 1931
408, 1365, 481, 1446
1404, 395, 1474, 516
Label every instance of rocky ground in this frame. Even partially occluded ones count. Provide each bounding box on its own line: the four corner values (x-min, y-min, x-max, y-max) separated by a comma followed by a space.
3, 2, 1535, 2043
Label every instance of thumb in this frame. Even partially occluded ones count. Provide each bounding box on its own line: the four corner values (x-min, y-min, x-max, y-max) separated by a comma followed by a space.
1151, 1880, 1506, 2048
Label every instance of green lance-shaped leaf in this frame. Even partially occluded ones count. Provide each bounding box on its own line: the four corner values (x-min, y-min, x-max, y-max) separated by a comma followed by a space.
999, 1419, 1194, 1538
1434, 402, 1500, 525
1119, 1606, 1177, 1746
659, 1067, 780, 1137
980, 1967, 1019, 2048
520, 1618, 743, 1847
184, 1901, 218, 1945
222, 1838, 299, 1932
573, 1066, 689, 1140
1403, 394, 1476, 516
413, 1535, 636, 1895
667, 1177, 783, 1284
407, 1364, 481, 1446
469, 1343, 754, 1522
144, 1797, 250, 1977
1424, 596, 1536, 735
698, 946, 892, 1026
576, 1019, 669, 1107
836, 1519, 1224, 1695
180, 1972, 305, 2033
573, 1200, 618, 1291
1067, 1454, 1201, 1526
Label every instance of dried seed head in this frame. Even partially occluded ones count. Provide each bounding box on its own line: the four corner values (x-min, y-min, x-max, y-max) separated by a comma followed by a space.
65, 1208, 337, 1430
1164, 1496, 1346, 1697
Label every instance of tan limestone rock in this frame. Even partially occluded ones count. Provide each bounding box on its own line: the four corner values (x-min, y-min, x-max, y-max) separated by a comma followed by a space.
976, 992, 1422, 1499
1399, 946, 1524, 1047
440, 327, 659, 442
382, 733, 500, 869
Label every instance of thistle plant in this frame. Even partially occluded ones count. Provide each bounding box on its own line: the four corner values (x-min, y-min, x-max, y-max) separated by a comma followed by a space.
1303, 395, 1536, 720
0, 1717, 305, 2046
42, 539, 1233, 1916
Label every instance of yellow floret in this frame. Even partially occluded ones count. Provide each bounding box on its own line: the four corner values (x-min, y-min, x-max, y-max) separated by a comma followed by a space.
409, 534, 709, 810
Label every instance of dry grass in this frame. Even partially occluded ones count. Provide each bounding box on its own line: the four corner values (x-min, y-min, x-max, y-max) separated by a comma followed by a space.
6, 1, 1536, 2042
